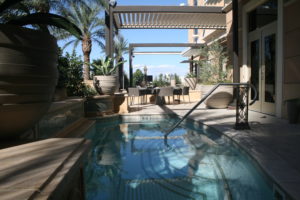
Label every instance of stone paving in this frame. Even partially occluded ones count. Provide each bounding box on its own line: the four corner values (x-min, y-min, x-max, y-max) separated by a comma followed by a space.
125, 103, 300, 200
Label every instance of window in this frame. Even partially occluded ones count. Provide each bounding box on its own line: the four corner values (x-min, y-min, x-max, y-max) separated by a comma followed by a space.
193, 0, 198, 6
193, 29, 198, 35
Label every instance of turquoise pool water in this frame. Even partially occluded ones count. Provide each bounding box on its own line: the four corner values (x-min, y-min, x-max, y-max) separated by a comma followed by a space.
84, 117, 274, 200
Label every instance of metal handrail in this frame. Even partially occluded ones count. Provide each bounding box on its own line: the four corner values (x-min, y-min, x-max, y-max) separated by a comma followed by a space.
164, 83, 257, 138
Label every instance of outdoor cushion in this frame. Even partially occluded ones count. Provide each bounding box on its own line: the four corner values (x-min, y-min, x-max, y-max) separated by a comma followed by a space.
205, 92, 233, 109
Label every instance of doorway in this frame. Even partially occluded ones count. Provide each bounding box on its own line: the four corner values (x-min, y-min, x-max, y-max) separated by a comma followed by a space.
247, 0, 277, 115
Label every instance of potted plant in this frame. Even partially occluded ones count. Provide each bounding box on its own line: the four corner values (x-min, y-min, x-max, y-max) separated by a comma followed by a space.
91, 57, 125, 95
184, 72, 197, 90
0, 0, 82, 138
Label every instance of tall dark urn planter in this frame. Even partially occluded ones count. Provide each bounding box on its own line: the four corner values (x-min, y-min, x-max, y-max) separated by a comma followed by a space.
0, 25, 58, 138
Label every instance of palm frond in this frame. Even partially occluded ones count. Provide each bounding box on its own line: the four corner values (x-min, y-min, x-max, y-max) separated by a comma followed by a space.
7, 13, 82, 39
0, 0, 23, 15
62, 39, 77, 50
93, 38, 105, 50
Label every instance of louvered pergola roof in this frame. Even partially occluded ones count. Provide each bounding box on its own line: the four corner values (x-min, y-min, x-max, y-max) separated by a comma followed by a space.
112, 6, 226, 29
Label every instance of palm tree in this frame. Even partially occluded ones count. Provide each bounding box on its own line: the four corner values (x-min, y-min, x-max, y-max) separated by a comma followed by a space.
58, 1, 105, 80
114, 34, 129, 61
23, 0, 61, 13
114, 35, 129, 89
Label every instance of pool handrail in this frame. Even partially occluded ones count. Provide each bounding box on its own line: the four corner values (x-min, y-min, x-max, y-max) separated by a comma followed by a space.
164, 83, 257, 138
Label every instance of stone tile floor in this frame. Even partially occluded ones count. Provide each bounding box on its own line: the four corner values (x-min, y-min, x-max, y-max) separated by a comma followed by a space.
126, 103, 300, 199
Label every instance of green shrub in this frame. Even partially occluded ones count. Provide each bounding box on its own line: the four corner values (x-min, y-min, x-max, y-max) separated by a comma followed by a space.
196, 42, 232, 84
57, 50, 95, 97
133, 69, 144, 86
83, 85, 98, 97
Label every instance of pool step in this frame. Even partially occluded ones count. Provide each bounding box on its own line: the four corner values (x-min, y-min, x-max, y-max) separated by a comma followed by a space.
115, 177, 205, 200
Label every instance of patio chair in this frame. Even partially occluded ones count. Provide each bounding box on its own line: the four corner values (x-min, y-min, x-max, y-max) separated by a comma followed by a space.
158, 87, 174, 104
128, 88, 144, 105
173, 87, 183, 100
182, 86, 190, 103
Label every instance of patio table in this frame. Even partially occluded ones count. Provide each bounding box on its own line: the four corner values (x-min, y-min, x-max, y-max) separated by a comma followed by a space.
152, 87, 182, 105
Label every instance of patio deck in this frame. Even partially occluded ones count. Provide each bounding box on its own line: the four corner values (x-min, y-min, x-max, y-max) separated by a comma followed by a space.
125, 103, 300, 199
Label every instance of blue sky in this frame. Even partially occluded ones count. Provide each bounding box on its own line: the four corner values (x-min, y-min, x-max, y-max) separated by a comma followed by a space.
58, 0, 190, 78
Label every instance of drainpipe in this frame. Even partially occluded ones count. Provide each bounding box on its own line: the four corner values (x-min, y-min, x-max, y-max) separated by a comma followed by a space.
232, 0, 239, 83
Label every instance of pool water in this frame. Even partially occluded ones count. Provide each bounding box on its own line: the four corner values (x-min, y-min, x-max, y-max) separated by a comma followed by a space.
84, 118, 274, 200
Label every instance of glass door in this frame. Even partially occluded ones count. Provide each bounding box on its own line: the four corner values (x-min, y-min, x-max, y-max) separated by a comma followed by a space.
261, 24, 276, 114
248, 22, 276, 114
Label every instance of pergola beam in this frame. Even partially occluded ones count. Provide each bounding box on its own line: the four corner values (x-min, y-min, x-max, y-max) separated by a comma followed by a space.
133, 51, 182, 55
129, 43, 203, 48
113, 6, 224, 13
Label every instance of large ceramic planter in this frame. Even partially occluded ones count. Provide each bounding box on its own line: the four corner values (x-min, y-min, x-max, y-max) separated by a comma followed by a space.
53, 87, 68, 102
94, 75, 118, 95
184, 77, 197, 90
201, 84, 233, 109
0, 25, 58, 138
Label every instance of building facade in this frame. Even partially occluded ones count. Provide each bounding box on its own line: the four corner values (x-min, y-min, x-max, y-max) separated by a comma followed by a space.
188, 0, 300, 121
237, 0, 300, 119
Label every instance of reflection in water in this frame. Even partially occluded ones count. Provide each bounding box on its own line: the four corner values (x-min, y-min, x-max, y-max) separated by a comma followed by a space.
183, 130, 213, 177
119, 124, 129, 142
84, 121, 274, 200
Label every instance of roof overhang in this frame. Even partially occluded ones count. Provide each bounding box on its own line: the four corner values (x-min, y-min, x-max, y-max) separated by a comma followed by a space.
112, 6, 226, 29
181, 46, 204, 57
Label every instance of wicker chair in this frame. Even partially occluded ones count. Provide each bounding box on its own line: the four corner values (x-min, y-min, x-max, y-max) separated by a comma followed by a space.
173, 87, 183, 100
128, 88, 144, 105
158, 87, 174, 104
182, 86, 190, 103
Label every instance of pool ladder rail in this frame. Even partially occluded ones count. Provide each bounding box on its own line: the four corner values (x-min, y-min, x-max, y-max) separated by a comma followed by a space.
164, 83, 258, 139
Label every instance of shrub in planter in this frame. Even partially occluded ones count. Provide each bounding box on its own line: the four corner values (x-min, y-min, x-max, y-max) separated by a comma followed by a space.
91, 57, 125, 95
184, 73, 197, 90
195, 42, 233, 108
0, 0, 82, 138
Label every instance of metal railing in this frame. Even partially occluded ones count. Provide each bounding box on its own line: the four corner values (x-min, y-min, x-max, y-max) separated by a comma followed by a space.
164, 83, 257, 139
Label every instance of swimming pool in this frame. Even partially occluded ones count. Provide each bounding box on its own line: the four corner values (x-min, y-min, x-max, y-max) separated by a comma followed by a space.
84, 115, 274, 200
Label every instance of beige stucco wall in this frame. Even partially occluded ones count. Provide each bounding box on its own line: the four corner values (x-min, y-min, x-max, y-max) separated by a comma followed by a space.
187, 0, 226, 43
226, 8, 233, 67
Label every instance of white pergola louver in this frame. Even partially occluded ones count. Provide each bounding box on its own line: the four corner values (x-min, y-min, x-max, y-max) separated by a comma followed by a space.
112, 6, 226, 30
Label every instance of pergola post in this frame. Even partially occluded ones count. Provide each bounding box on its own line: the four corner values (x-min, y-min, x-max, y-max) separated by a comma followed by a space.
105, 7, 114, 59
129, 46, 133, 87
118, 57, 124, 89
190, 55, 194, 73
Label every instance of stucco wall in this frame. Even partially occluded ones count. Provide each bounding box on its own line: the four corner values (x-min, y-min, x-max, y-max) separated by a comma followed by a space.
187, 0, 226, 43
226, 8, 233, 66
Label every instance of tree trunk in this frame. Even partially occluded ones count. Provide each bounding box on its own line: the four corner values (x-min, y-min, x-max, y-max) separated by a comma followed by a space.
82, 36, 92, 80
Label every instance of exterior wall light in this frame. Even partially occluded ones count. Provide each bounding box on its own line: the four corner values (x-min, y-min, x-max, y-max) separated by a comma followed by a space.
109, 0, 117, 7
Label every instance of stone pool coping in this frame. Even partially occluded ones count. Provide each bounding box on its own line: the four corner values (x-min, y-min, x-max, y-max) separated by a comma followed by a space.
0, 138, 91, 200
119, 103, 300, 200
